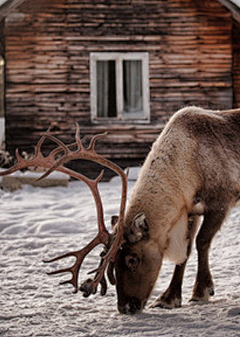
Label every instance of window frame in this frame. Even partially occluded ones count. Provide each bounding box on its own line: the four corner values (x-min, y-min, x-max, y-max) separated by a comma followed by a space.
90, 52, 150, 124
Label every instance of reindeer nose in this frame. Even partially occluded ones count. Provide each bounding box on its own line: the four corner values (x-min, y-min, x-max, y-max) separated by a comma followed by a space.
118, 297, 143, 315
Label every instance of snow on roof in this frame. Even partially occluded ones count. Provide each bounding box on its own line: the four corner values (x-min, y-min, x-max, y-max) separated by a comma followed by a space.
230, 0, 240, 7
0, 0, 25, 21
0, 0, 8, 6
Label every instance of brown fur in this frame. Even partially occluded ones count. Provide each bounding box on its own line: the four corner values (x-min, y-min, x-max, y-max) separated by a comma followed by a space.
114, 106, 240, 314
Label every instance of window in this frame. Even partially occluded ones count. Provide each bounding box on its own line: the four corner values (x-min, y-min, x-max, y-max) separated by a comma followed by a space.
90, 53, 150, 123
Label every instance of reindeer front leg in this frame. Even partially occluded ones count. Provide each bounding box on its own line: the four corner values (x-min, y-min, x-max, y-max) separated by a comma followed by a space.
151, 215, 199, 309
151, 262, 187, 309
191, 208, 227, 302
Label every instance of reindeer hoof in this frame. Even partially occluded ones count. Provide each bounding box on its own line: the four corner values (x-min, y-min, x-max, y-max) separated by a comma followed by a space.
150, 297, 182, 309
209, 288, 215, 296
79, 278, 96, 297
190, 286, 215, 303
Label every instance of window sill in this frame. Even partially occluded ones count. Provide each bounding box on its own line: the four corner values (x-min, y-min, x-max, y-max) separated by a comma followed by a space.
91, 117, 151, 125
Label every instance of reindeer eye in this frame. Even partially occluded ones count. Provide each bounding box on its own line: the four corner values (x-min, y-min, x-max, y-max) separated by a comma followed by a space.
125, 254, 140, 270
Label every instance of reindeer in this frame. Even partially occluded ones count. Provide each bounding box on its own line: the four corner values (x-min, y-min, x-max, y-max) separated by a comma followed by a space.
1, 106, 240, 315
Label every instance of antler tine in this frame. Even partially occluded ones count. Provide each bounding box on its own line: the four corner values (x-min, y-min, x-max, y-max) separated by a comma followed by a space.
0, 141, 45, 177
34, 133, 74, 181
45, 134, 70, 155
0, 126, 63, 177
73, 122, 107, 153
44, 235, 102, 293
35, 124, 69, 160
0, 149, 24, 176
87, 131, 108, 152
35, 124, 53, 155
36, 127, 108, 181
74, 122, 82, 150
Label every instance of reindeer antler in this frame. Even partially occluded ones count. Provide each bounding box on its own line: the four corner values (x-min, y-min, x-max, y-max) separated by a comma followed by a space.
0, 124, 128, 296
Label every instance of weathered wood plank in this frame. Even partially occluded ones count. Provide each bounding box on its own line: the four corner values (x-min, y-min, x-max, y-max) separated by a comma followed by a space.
3, 0, 236, 166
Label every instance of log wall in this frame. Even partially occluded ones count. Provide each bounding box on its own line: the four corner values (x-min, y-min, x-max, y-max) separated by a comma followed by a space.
4, 0, 234, 164
233, 23, 240, 107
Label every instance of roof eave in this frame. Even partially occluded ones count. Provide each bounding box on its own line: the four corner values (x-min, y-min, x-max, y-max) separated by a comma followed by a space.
0, 0, 26, 22
218, 0, 240, 24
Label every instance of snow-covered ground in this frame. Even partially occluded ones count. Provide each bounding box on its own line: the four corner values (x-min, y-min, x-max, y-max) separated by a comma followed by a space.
0, 169, 240, 337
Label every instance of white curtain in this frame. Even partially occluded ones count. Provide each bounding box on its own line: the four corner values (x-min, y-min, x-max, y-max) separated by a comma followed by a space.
97, 61, 109, 117
96, 59, 143, 118
123, 60, 143, 115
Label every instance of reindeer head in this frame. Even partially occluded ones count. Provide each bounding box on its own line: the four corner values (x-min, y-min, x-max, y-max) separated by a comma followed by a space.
0, 124, 159, 314
111, 213, 163, 314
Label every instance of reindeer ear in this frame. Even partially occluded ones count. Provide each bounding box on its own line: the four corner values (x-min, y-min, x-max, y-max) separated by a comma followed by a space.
126, 213, 149, 243
111, 215, 119, 228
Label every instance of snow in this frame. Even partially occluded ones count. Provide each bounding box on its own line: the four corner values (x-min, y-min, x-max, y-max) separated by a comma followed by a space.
0, 169, 69, 181
0, 168, 240, 337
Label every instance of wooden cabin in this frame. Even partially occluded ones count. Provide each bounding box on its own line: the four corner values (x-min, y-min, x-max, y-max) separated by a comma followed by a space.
0, 0, 240, 175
